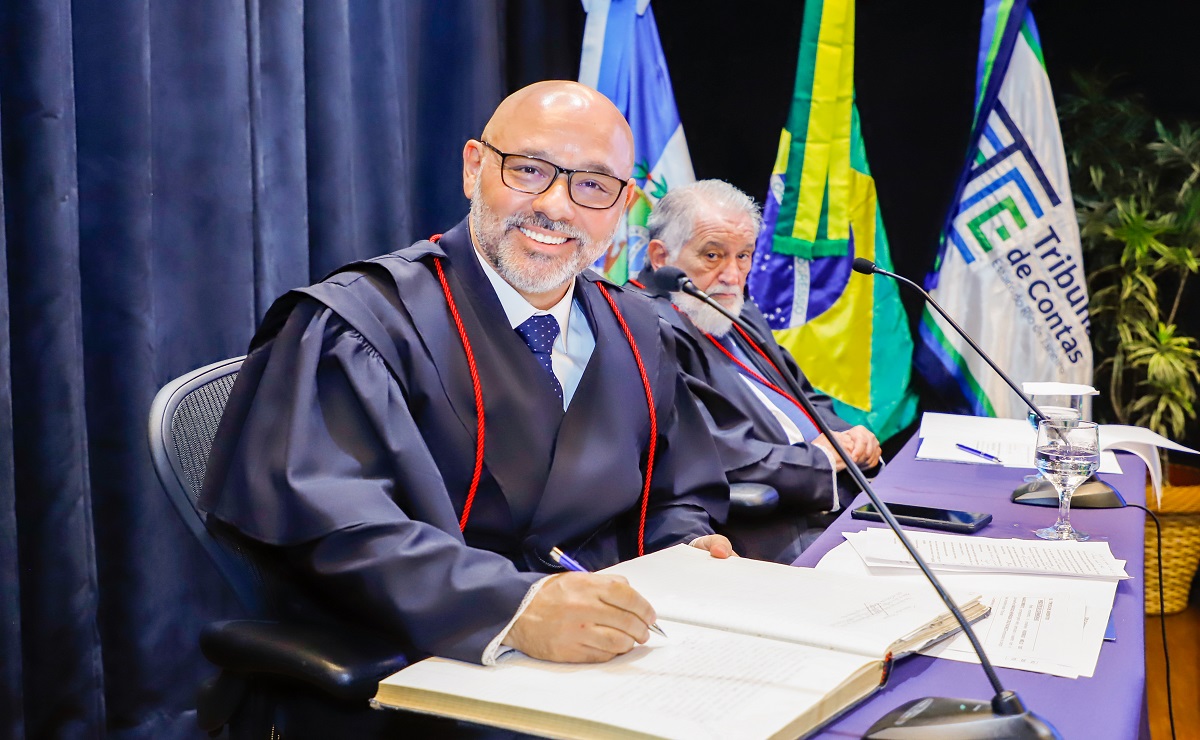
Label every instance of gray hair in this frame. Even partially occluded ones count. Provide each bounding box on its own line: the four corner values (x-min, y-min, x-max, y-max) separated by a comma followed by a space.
647, 179, 763, 260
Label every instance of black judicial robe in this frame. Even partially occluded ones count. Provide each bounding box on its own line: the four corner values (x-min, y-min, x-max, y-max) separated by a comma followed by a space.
200, 220, 728, 664
632, 268, 856, 532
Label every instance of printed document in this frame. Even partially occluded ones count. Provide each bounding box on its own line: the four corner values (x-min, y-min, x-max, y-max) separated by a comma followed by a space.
915, 412, 1199, 505
843, 527, 1129, 580
817, 541, 1117, 678
914, 412, 1121, 472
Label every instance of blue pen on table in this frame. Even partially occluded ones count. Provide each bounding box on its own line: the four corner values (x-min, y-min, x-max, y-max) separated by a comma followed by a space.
955, 443, 1003, 464
549, 547, 669, 638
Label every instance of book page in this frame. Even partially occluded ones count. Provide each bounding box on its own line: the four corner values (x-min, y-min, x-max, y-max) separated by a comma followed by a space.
376, 620, 879, 740
601, 544, 977, 657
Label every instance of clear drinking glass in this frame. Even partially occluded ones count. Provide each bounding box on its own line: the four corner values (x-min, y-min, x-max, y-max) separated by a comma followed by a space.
1023, 395, 1084, 484
1033, 419, 1100, 541
1025, 405, 1082, 430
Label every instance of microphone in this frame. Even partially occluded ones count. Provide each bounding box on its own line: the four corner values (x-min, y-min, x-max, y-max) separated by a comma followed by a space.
851, 258, 1123, 510
851, 258, 1047, 419
660, 269, 1060, 738
650, 266, 781, 348
649, 265, 694, 295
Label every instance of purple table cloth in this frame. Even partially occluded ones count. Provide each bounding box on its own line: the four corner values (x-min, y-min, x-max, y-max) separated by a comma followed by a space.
795, 434, 1148, 739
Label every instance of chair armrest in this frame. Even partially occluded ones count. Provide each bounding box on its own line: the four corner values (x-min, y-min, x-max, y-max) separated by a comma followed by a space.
200, 619, 409, 703
729, 482, 780, 514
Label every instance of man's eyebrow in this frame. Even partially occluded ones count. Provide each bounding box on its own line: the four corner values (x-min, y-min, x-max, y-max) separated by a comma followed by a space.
577, 162, 622, 177
519, 148, 622, 178
694, 241, 755, 253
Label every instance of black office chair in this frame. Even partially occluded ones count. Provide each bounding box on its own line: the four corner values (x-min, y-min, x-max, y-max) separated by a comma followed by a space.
148, 357, 408, 737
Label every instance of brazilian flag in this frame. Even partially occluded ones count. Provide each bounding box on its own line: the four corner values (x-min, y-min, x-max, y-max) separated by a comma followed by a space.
747, 0, 918, 441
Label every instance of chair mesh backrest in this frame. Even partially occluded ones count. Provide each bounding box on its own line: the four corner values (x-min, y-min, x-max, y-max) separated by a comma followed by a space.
154, 361, 274, 614
171, 372, 239, 506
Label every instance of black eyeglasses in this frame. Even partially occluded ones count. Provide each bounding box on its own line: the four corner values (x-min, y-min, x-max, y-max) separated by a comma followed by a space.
478, 140, 629, 210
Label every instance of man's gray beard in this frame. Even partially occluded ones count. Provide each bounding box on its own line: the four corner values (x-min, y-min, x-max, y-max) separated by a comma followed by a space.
671, 290, 744, 336
469, 184, 615, 296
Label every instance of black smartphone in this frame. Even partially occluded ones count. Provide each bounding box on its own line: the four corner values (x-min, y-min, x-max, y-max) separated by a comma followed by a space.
850, 502, 992, 533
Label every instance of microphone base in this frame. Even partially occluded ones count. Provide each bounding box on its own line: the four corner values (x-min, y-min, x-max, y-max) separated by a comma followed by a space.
864, 696, 1060, 739
1010, 476, 1126, 509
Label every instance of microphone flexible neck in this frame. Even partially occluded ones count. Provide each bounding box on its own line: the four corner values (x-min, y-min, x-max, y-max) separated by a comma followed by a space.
867, 263, 1046, 422
682, 277, 1014, 704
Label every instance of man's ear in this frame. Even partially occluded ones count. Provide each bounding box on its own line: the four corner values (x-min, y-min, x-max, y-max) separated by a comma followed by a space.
622, 179, 637, 210
462, 140, 483, 199
647, 239, 670, 270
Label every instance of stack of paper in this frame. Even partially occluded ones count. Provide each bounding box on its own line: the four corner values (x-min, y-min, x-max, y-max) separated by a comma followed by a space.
914, 411, 1199, 505
914, 412, 1122, 473
818, 528, 1129, 679
1098, 425, 1199, 506
844, 528, 1130, 580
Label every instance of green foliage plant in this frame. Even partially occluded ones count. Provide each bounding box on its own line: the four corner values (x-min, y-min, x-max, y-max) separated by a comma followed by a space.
1059, 74, 1200, 449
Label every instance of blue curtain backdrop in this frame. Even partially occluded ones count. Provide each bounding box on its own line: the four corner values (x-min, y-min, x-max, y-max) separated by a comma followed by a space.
0, 0, 508, 737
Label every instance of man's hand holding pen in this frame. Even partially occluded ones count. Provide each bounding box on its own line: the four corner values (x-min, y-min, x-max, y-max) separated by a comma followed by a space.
504, 536, 734, 663
504, 572, 659, 663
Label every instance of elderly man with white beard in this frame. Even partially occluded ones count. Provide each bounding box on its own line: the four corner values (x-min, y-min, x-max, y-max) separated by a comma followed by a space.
631, 180, 881, 564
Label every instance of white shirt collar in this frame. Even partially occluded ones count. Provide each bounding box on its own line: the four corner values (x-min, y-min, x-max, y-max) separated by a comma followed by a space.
472, 243, 575, 336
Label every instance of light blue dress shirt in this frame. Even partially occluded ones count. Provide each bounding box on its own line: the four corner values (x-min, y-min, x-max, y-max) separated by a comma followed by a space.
473, 247, 595, 409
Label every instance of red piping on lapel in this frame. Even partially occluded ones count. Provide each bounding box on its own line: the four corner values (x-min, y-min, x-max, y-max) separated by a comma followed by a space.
733, 323, 779, 370
430, 237, 656, 555
430, 236, 485, 532
596, 283, 656, 557
703, 332, 820, 430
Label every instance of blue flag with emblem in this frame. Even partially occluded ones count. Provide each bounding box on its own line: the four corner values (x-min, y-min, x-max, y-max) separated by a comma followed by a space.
916, 0, 1093, 418
579, 0, 695, 284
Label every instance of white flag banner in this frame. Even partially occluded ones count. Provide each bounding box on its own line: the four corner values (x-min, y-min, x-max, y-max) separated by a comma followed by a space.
916, 0, 1092, 419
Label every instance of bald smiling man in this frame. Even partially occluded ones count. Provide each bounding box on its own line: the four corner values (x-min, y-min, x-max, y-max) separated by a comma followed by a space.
201, 81, 733, 678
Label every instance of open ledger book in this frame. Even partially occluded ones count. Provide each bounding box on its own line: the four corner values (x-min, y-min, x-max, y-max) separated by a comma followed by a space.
372, 545, 988, 740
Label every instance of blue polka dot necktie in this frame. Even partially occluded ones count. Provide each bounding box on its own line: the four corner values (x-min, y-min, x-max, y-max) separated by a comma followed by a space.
515, 315, 563, 403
